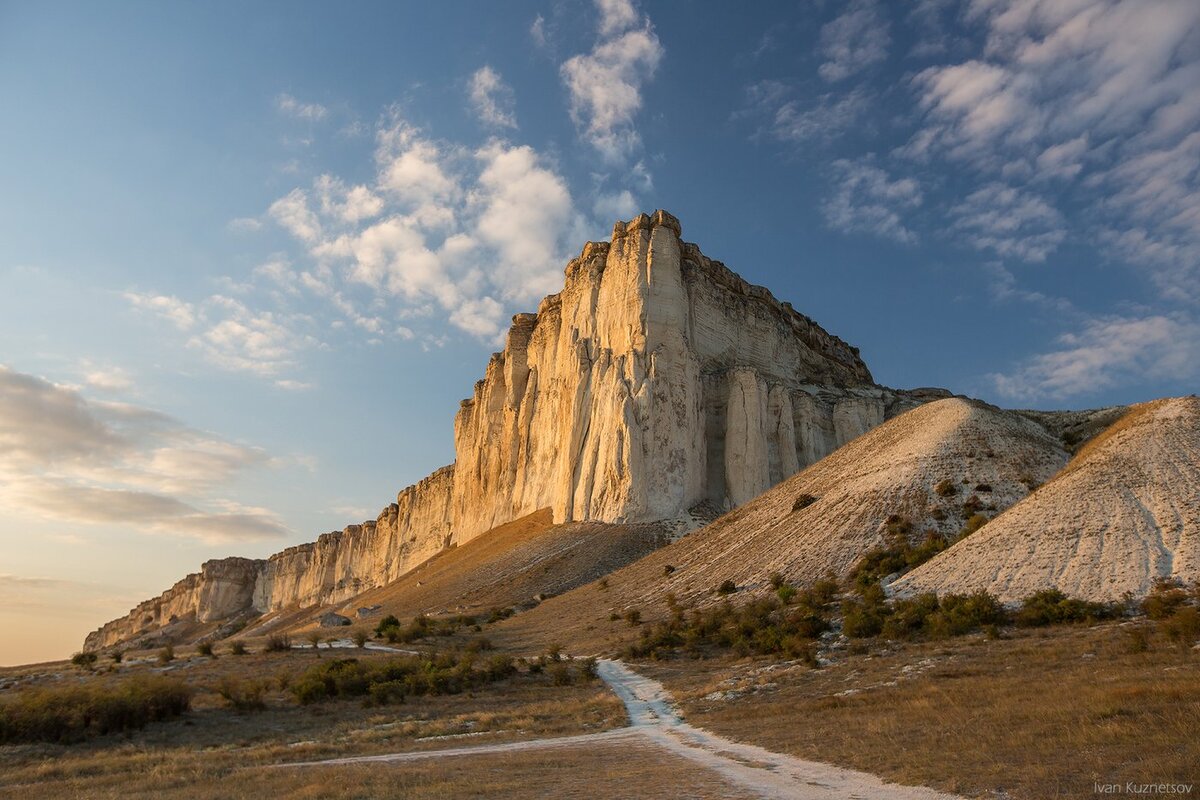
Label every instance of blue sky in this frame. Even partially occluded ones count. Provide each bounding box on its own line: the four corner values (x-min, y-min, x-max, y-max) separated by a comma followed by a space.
2, 0, 1198, 663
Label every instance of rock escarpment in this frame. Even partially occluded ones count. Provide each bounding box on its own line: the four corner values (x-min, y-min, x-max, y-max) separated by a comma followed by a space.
85, 210, 945, 650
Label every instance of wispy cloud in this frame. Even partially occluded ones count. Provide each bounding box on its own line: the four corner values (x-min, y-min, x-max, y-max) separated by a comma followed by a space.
0, 365, 289, 543
822, 158, 922, 244
741, 81, 870, 145
903, 0, 1200, 296
818, 0, 890, 82
989, 313, 1200, 401
275, 93, 328, 122
951, 182, 1066, 262
560, 0, 663, 162
468, 66, 518, 129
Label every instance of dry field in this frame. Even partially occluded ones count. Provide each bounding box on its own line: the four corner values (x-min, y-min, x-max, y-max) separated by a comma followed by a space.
0, 647, 632, 800
643, 619, 1199, 799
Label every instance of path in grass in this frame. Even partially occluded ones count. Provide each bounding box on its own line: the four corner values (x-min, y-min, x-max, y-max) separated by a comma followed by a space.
275, 659, 962, 799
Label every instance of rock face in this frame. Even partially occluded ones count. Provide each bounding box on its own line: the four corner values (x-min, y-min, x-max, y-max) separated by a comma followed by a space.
894, 397, 1200, 602
85, 210, 945, 650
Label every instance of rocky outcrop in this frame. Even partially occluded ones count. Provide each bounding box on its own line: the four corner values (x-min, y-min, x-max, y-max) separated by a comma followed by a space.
84, 558, 263, 650
85, 210, 947, 650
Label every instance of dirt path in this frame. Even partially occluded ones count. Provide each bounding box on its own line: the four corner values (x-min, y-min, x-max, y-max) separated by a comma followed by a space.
596, 659, 960, 800
274, 659, 961, 799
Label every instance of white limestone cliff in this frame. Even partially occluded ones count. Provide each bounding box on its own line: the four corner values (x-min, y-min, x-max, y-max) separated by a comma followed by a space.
85, 210, 946, 650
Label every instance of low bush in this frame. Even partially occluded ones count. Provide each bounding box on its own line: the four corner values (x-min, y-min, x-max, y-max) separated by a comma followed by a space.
197, 642, 216, 658
71, 652, 97, 670
625, 593, 830, 661
0, 676, 191, 743
375, 613, 478, 644
934, 479, 957, 497
289, 650, 527, 706
352, 629, 369, 648
109, 650, 123, 664
1162, 606, 1200, 646
623, 608, 642, 626
487, 606, 515, 623
792, 493, 818, 511
229, 640, 247, 656
157, 645, 174, 664
716, 579, 738, 596
217, 676, 267, 712
1013, 590, 1123, 627
1143, 578, 1191, 620
264, 633, 292, 652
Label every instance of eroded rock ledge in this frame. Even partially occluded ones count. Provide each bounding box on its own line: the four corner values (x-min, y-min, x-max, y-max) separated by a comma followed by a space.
85, 210, 947, 650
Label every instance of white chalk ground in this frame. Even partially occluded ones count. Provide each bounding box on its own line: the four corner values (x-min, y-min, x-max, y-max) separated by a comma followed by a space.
275, 659, 962, 800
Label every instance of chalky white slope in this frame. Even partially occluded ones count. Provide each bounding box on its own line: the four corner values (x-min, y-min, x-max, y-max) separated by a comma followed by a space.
894, 397, 1200, 602
536, 397, 1068, 611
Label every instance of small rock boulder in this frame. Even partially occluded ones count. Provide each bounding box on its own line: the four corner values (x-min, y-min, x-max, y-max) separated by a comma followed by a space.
317, 612, 351, 628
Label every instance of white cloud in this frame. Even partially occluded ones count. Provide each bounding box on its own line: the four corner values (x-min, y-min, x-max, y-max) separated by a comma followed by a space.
0, 365, 287, 543
530, 14, 548, 48
744, 83, 868, 145
258, 110, 587, 342
124, 290, 317, 380
819, 0, 891, 82
560, 0, 663, 162
989, 313, 1200, 400
904, 0, 1200, 297
275, 93, 328, 121
952, 182, 1066, 262
81, 364, 133, 393
822, 158, 922, 244
123, 292, 197, 330
268, 188, 323, 244
188, 295, 314, 377
468, 66, 518, 129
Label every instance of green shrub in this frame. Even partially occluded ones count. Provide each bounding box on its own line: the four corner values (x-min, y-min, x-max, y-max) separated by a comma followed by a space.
374, 615, 401, 636
487, 606, 515, 623
625, 593, 831, 661
776, 585, 797, 604
1014, 590, 1122, 627
961, 513, 989, 536
368, 680, 407, 706
792, 493, 818, 511
716, 579, 738, 596
217, 676, 267, 712
1143, 579, 1190, 620
549, 663, 573, 686
0, 676, 191, 743
769, 572, 786, 590
71, 652, 97, 670
579, 656, 599, 681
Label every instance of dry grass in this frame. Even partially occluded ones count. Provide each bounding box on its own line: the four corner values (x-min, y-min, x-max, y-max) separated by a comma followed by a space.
3, 739, 757, 799
648, 620, 1200, 799
0, 647, 628, 799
